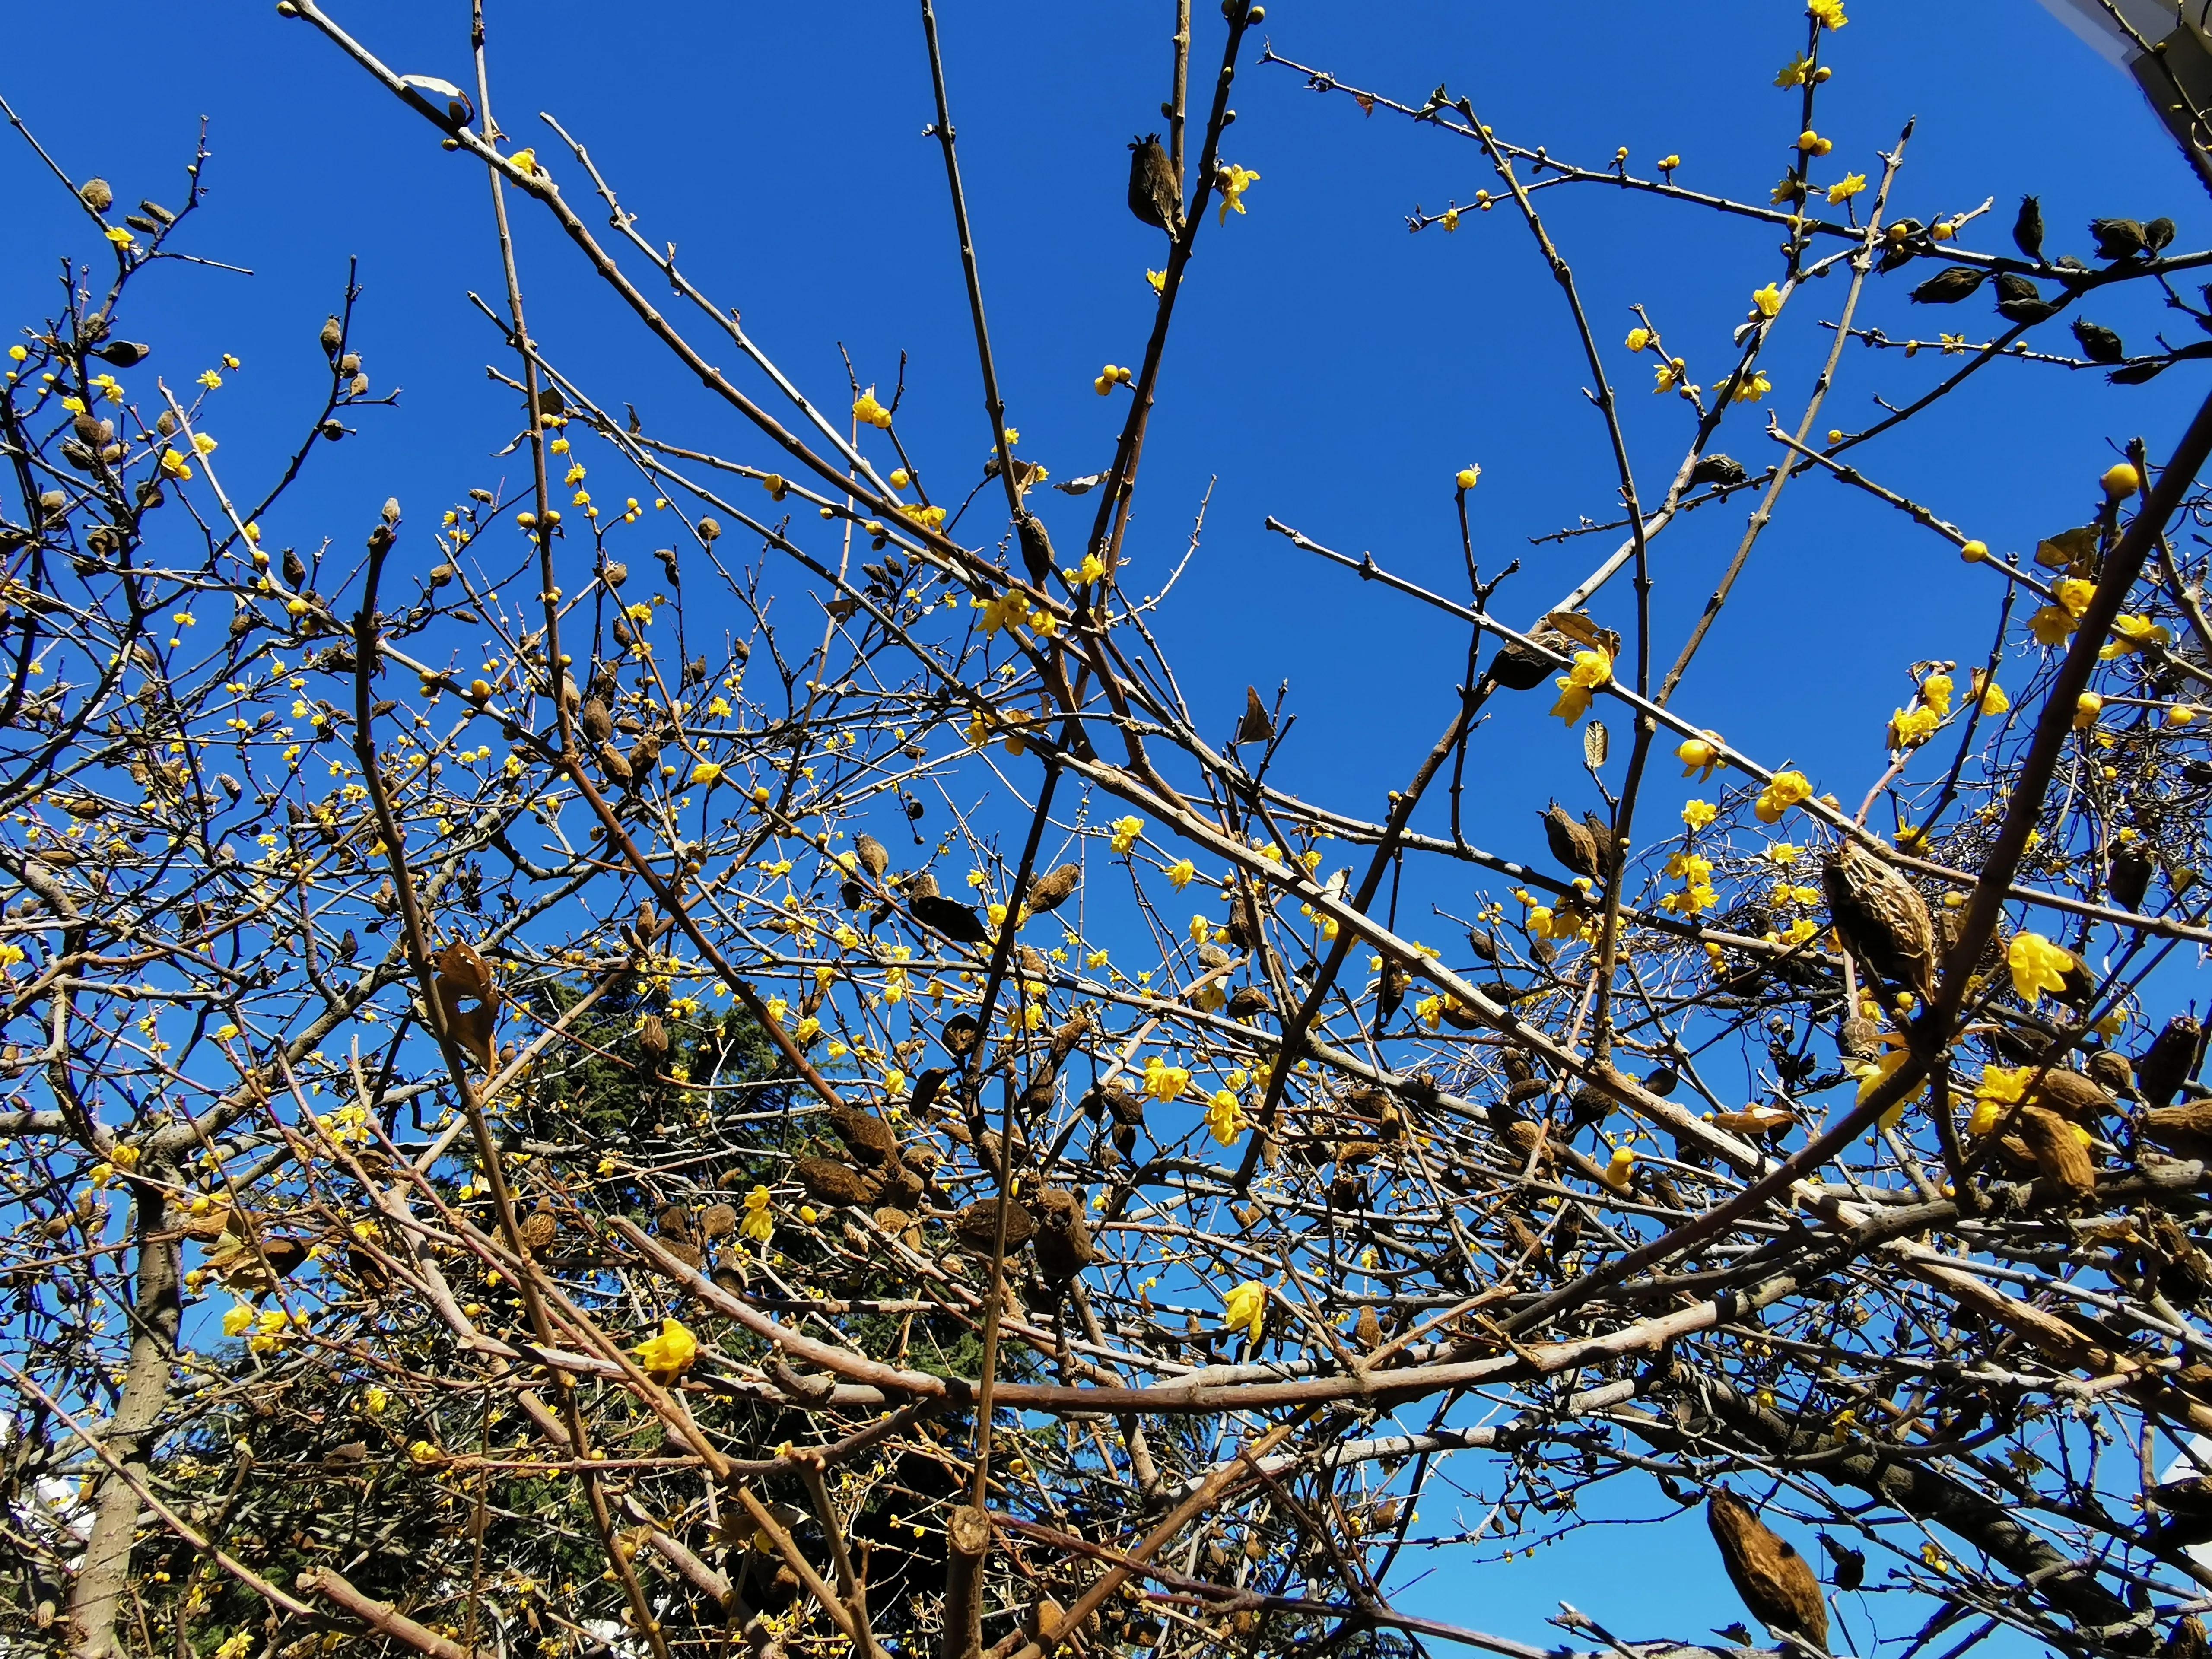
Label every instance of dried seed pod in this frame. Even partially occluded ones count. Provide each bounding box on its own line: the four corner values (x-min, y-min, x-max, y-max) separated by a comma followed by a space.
2028, 1067, 2112, 1119
80, 177, 114, 212
2085, 1049, 2134, 1096
1686, 455, 1747, 493
1016, 512, 1054, 585
698, 1202, 738, 1241
1713, 1107, 1796, 1142
794, 1157, 877, 1208
2110, 842, 2155, 910
319, 314, 342, 354
1910, 264, 1985, 304
638, 1015, 670, 1065
1354, 1305, 1383, 1350
912, 892, 990, 945
2012, 194, 2044, 261
2090, 217, 2148, 261
661, 1238, 704, 1272
655, 1203, 692, 1238
1024, 863, 1081, 914
1706, 1490, 1828, 1649
517, 1201, 559, 1256
2017, 1106, 2095, 1198
1126, 133, 1183, 235
827, 1104, 900, 1166
2073, 318, 2126, 364
1237, 686, 1275, 744
596, 742, 632, 784
1227, 984, 1272, 1021
2144, 1100, 2212, 1162
1822, 839, 1936, 1003
1032, 1186, 1096, 1283
1818, 1533, 1866, 1592
875, 1160, 924, 1209
1047, 1012, 1091, 1066
1540, 802, 1602, 881
2139, 1017, 2203, 1107
581, 697, 613, 745
1503, 1119, 1554, 1169
854, 833, 890, 880
953, 1198, 1035, 1253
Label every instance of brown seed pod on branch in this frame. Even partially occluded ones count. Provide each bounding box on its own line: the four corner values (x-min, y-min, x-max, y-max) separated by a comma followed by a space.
1706, 1490, 1828, 1649
1821, 839, 1935, 1004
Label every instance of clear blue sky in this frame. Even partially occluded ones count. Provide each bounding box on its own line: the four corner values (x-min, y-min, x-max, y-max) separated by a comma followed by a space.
3, 0, 2196, 1649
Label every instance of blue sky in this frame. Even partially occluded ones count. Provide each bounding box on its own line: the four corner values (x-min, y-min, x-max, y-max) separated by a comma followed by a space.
4, 0, 2200, 1649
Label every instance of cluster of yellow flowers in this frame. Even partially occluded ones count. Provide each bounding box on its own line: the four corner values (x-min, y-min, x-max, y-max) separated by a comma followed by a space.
1549, 647, 1613, 726
1752, 770, 1813, 824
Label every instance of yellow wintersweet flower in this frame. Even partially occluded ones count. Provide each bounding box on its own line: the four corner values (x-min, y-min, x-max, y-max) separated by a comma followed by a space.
1205, 1089, 1245, 1146
1752, 283, 1783, 319
1166, 858, 1197, 890
1968, 1065, 2031, 1136
1221, 1279, 1267, 1343
505, 147, 539, 177
635, 1316, 700, 1381
1808, 0, 1847, 28
1145, 269, 1166, 294
1216, 163, 1261, 222
1776, 53, 1812, 88
1073, 550, 1107, 586
1654, 358, 1685, 393
2006, 932, 2074, 1006
1826, 172, 1866, 204
1625, 327, 1652, 353
1731, 370, 1771, 404
1109, 816, 1144, 855
1753, 770, 1813, 824
692, 762, 723, 785
1549, 647, 1613, 726
1142, 1055, 1192, 1102
1599, 1145, 1635, 1193
1681, 798, 1717, 829
1976, 674, 2009, 715
1919, 673, 1954, 718
1677, 734, 1725, 780
1414, 993, 1442, 1030
222, 1303, 254, 1337
741, 1185, 775, 1243
972, 591, 1027, 638
2073, 692, 2102, 730
1888, 705, 1939, 750
852, 387, 893, 429
2029, 605, 2076, 648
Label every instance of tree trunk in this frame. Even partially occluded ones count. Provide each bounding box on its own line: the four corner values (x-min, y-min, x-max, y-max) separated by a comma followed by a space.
68, 1179, 180, 1659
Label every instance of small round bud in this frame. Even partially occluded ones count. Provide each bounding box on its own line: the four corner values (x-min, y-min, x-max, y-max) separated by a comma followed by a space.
2101, 461, 2141, 498
1959, 540, 1988, 563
